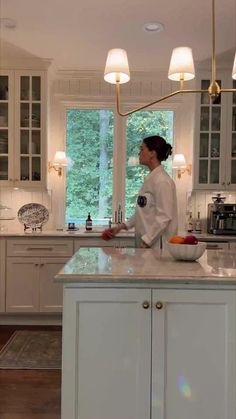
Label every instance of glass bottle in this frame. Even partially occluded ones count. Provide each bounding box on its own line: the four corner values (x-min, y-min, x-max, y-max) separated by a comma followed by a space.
86, 212, 93, 231
187, 212, 193, 233
195, 211, 202, 233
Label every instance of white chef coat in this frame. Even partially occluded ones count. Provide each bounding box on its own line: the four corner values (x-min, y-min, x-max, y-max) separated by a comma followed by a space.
125, 165, 178, 249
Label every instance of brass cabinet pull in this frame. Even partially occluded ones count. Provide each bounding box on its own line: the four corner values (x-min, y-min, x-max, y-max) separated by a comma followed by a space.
155, 301, 163, 310
142, 301, 150, 309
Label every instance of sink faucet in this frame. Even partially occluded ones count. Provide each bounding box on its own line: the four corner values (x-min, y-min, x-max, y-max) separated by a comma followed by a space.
105, 217, 117, 229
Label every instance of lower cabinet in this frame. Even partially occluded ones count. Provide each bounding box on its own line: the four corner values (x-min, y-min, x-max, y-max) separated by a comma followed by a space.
62, 287, 236, 419
6, 257, 68, 312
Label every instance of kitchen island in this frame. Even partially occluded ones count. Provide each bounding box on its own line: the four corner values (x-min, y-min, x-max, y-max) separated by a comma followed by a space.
57, 247, 236, 419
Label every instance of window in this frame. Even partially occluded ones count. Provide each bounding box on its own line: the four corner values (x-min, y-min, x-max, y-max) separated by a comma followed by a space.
66, 108, 174, 224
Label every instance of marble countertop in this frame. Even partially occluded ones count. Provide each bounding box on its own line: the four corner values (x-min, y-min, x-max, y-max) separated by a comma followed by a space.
0, 229, 235, 241
55, 247, 236, 285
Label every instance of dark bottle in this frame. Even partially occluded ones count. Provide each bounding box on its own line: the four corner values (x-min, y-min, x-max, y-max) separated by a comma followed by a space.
86, 212, 93, 231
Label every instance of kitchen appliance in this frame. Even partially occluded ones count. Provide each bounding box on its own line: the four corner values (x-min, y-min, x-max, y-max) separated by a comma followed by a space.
207, 203, 236, 235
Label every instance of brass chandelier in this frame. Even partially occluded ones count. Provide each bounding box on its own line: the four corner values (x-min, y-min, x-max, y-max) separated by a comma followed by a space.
104, 0, 236, 117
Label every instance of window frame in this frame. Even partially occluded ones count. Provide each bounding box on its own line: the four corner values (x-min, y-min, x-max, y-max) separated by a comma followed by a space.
62, 100, 177, 224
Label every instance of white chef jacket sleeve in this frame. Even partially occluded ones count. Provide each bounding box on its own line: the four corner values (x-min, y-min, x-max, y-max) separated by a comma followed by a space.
141, 180, 176, 247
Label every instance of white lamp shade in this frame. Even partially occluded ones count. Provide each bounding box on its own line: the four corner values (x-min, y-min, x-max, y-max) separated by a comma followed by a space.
172, 154, 186, 169
168, 47, 195, 81
232, 52, 236, 80
53, 151, 68, 166
104, 48, 130, 84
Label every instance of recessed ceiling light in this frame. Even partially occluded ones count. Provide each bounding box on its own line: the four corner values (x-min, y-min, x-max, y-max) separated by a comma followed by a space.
143, 22, 164, 32
0, 18, 17, 29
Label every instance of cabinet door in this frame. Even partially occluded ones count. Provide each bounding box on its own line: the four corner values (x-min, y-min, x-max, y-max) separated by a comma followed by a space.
152, 289, 236, 419
62, 288, 151, 419
225, 79, 236, 188
14, 71, 47, 188
6, 257, 40, 312
194, 78, 227, 189
39, 257, 68, 312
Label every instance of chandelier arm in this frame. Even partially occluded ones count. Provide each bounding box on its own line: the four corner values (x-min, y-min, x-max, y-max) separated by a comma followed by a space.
211, 0, 216, 83
220, 89, 236, 93
116, 83, 208, 116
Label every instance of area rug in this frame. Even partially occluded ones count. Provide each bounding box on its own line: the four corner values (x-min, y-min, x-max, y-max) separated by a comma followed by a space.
0, 330, 62, 369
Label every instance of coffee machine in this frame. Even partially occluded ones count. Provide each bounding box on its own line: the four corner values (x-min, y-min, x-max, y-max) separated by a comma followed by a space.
207, 203, 236, 234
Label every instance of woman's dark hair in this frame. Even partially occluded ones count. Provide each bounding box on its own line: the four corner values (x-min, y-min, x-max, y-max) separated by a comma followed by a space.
143, 135, 172, 162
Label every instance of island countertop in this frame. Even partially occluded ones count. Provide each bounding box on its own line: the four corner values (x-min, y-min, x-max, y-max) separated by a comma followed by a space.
55, 247, 236, 285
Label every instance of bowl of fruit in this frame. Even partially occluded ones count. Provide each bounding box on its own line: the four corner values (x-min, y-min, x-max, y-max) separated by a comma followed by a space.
166, 235, 206, 261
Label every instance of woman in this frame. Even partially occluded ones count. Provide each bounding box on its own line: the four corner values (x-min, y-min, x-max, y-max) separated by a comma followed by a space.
105, 135, 178, 249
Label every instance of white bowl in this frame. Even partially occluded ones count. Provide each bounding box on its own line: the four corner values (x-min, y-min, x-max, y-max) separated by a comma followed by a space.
166, 242, 206, 261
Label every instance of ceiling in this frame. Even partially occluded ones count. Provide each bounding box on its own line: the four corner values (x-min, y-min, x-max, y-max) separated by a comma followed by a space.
0, 0, 235, 73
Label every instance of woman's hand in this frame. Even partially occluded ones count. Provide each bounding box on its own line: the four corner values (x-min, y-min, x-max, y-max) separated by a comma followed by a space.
101, 223, 127, 240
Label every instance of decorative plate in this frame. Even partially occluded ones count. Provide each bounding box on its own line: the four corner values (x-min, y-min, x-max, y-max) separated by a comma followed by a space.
17, 203, 49, 228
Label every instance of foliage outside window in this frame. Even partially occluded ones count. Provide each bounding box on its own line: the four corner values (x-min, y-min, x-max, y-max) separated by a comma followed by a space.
126, 111, 174, 218
66, 109, 114, 224
66, 109, 174, 224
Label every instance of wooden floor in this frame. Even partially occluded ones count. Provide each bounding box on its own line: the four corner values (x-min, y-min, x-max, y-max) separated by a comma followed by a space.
0, 325, 61, 419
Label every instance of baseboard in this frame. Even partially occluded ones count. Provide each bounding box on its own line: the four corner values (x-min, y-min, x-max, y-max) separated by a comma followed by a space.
0, 313, 62, 325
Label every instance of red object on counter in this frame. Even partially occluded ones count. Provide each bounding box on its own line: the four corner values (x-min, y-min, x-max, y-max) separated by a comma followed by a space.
102, 229, 113, 241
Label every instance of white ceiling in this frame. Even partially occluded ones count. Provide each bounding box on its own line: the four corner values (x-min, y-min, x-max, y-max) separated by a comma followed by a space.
0, 0, 235, 73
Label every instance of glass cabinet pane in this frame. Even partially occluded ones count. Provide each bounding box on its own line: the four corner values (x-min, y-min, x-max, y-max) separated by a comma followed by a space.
0, 156, 8, 180
210, 160, 219, 183
0, 76, 8, 100
200, 107, 209, 131
0, 103, 8, 127
211, 133, 220, 157
232, 134, 236, 157
32, 103, 40, 127
200, 133, 209, 157
20, 130, 29, 154
32, 157, 41, 180
199, 160, 208, 183
32, 131, 41, 154
211, 107, 221, 131
233, 81, 236, 105
20, 157, 29, 180
21, 76, 30, 101
231, 160, 236, 183
232, 107, 236, 132
21, 103, 30, 127
0, 130, 8, 154
32, 77, 41, 101
201, 80, 210, 105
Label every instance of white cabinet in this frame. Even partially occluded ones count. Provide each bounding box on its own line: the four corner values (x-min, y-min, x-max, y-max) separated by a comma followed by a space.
194, 74, 236, 190
0, 70, 47, 189
62, 287, 236, 419
6, 238, 73, 313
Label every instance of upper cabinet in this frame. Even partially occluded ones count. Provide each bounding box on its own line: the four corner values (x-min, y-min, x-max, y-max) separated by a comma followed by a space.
0, 70, 47, 189
194, 72, 236, 190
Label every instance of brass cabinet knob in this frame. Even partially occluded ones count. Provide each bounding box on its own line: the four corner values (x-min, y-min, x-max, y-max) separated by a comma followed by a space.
155, 301, 163, 310
142, 301, 150, 309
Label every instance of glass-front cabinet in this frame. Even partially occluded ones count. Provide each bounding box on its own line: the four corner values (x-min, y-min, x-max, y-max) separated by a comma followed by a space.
194, 73, 236, 190
0, 70, 46, 188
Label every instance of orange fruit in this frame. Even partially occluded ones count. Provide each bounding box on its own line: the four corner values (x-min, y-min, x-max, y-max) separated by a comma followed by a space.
169, 235, 185, 244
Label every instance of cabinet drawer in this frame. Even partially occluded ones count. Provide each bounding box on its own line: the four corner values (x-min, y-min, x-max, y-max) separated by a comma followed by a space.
7, 238, 74, 257
74, 237, 135, 251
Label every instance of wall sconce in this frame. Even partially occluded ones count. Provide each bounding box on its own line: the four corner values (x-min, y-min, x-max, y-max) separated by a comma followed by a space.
172, 154, 192, 179
48, 151, 68, 177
